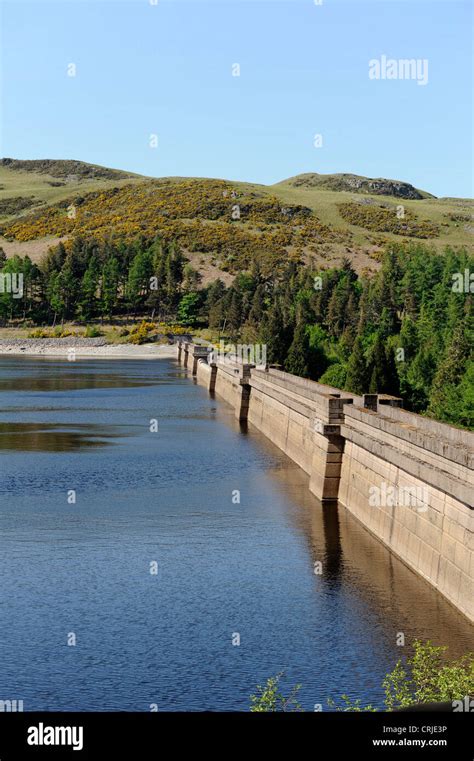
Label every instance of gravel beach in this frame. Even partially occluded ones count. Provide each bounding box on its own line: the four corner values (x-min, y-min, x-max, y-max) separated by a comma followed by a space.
0, 338, 178, 359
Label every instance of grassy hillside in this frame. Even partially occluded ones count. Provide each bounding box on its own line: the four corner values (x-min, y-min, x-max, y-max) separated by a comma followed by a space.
0, 162, 471, 429
270, 179, 474, 251
275, 171, 435, 199
0, 159, 144, 212
0, 159, 472, 278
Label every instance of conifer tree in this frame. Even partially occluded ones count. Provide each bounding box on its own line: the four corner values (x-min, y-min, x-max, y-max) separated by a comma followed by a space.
101, 257, 120, 319
345, 335, 368, 394
127, 251, 152, 314
285, 323, 310, 377
248, 284, 266, 325
227, 290, 242, 338
59, 255, 77, 320
46, 271, 65, 326
428, 317, 472, 423
79, 256, 99, 319
368, 333, 400, 395
260, 300, 290, 365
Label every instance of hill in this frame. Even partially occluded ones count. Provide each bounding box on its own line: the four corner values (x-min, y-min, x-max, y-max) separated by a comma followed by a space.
275, 172, 435, 199
0, 159, 472, 280
0, 158, 140, 181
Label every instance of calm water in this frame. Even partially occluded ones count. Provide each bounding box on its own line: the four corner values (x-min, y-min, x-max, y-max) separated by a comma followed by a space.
0, 356, 472, 711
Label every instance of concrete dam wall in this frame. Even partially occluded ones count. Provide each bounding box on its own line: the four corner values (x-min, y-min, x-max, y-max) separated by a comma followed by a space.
177, 342, 474, 622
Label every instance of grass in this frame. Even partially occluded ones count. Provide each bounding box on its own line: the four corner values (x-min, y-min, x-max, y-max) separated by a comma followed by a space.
0, 159, 472, 278
0, 165, 146, 221
270, 182, 474, 250
0, 320, 188, 344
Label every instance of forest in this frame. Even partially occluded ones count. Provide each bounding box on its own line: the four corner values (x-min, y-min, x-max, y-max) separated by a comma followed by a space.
0, 235, 472, 429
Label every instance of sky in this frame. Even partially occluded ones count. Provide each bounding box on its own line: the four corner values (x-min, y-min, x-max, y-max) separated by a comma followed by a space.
1, 0, 472, 197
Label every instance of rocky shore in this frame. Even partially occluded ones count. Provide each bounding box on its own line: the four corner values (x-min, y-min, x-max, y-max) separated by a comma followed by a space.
0, 338, 177, 359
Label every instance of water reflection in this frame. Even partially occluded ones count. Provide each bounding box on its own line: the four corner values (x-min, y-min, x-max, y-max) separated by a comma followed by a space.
0, 355, 472, 711
264, 456, 474, 660
0, 372, 159, 393
0, 422, 128, 452
320, 503, 344, 583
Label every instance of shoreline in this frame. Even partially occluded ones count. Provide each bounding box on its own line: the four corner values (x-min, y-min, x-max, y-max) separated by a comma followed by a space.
0, 339, 178, 360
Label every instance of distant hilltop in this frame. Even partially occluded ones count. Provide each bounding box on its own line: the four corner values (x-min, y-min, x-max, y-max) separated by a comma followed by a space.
0, 159, 438, 199
278, 172, 435, 200
0, 158, 139, 181
0, 158, 472, 280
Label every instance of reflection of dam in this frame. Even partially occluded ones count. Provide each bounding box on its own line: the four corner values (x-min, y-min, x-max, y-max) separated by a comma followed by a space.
269, 461, 473, 658
177, 342, 474, 623
262, 459, 474, 658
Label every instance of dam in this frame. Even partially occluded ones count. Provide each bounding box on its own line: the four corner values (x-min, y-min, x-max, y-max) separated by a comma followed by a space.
177, 341, 474, 623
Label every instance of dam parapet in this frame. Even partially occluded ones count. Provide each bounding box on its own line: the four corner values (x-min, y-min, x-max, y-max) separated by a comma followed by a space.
176, 341, 474, 622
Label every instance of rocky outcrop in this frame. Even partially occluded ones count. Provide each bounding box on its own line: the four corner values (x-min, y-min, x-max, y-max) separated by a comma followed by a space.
282, 172, 434, 200
0, 158, 135, 181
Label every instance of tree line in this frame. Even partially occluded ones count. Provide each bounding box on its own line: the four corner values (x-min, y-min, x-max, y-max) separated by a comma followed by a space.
204, 243, 473, 428
0, 236, 472, 428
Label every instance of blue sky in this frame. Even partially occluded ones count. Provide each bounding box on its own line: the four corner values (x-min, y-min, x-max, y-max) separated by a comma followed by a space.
1, 0, 472, 197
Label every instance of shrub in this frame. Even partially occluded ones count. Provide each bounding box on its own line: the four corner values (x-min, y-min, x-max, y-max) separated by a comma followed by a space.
338, 202, 440, 238
1, 178, 348, 274
382, 640, 474, 710
318, 362, 347, 388
84, 325, 103, 338
250, 674, 302, 712
28, 328, 50, 338
252, 642, 474, 712
128, 320, 156, 344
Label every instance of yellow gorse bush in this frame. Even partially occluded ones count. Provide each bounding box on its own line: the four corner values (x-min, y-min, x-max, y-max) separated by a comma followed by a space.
1, 178, 350, 273
337, 202, 440, 238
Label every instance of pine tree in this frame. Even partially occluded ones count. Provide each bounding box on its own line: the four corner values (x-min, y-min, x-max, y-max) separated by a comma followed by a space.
248, 284, 266, 325
368, 334, 400, 395
456, 360, 474, 429
127, 251, 152, 314
169, 244, 185, 293
101, 257, 120, 319
403, 347, 436, 411
379, 246, 402, 313
206, 279, 226, 312
399, 315, 419, 359
260, 300, 290, 365
182, 264, 201, 292
285, 323, 310, 377
79, 256, 99, 320
59, 255, 77, 320
43, 241, 67, 277
428, 317, 472, 423
46, 272, 65, 326
345, 335, 368, 394
227, 290, 242, 338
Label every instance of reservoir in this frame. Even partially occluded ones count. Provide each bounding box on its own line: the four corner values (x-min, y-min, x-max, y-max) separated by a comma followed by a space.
0, 356, 472, 711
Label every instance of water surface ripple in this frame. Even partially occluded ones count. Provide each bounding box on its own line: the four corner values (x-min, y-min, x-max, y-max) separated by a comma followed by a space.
0, 356, 472, 711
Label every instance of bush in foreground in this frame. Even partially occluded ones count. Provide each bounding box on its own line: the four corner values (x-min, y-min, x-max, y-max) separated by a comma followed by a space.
250, 641, 474, 712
